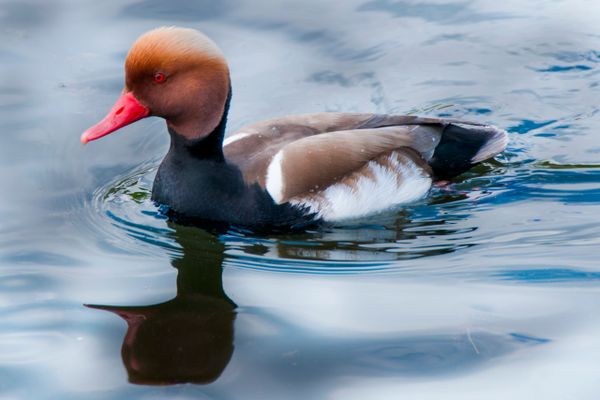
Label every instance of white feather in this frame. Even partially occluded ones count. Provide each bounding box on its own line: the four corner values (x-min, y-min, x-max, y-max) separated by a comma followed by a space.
291, 153, 432, 221
266, 150, 285, 204
223, 132, 249, 147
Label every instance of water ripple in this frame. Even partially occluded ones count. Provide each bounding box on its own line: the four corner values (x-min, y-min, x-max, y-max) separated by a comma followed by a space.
79, 147, 600, 278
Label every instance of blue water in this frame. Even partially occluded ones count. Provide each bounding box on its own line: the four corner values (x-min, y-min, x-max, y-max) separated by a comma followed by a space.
1, 0, 600, 399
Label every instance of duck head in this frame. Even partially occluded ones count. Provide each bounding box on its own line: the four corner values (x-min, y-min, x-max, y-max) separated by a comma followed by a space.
81, 26, 230, 144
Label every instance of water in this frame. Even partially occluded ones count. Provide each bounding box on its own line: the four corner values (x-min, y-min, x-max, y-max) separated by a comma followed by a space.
1, 0, 600, 398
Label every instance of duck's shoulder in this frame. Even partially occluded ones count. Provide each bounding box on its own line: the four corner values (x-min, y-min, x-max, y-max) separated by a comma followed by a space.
225, 112, 455, 143
222, 112, 439, 190
222, 112, 507, 196
222, 112, 374, 186
223, 112, 370, 150
222, 112, 454, 159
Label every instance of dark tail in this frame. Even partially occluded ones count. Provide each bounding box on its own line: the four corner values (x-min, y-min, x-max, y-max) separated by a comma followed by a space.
429, 123, 508, 180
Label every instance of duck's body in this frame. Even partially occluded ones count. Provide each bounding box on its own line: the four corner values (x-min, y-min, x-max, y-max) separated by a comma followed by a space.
152, 127, 316, 229
82, 27, 508, 230
153, 107, 506, 228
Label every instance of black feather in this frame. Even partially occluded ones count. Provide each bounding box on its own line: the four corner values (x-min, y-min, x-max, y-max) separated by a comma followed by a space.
429, 124, 497, 180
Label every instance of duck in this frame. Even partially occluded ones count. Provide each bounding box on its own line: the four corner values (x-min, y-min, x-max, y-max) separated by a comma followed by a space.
81, 26, 508, 230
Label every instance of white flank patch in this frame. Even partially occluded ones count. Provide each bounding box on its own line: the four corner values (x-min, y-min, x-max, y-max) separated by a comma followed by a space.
222, 132, 250, 147
292, 153, 432, 221
265, 150, 286, 204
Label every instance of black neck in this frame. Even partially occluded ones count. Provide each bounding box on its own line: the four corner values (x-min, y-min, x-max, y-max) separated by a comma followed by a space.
167, 88, 232, 162
152, 86, 318, 229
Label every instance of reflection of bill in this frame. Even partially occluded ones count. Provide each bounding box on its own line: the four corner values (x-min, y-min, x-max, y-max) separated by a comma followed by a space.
87, 224, 236, 385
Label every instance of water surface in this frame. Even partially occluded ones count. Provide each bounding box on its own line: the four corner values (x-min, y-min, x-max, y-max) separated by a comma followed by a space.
1, 0, 600, 399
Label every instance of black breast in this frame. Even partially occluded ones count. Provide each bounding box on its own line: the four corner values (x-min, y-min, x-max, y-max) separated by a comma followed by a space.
150, 90, 318, 231
152, 149, 318, 231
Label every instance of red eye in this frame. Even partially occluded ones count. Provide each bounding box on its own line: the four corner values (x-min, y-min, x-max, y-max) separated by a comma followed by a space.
153, 72, 166, 83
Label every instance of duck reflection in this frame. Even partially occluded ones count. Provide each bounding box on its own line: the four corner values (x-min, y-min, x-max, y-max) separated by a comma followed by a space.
232, 202, 477, 264
88, 224, 236, 385
87, 221, 551, 390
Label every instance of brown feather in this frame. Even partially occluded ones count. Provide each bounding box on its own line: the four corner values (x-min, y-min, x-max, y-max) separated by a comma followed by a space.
275, 126, 440, 201
287, 148, 433, 219
223, 112, 501, 200
224, 114, 440, 195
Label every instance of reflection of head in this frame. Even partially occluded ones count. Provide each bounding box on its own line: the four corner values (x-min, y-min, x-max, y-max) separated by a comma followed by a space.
88, 224, 236, 385
91, 294, 235, 385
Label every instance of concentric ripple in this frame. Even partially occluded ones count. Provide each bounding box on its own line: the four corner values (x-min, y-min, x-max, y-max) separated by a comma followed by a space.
83, 162, 180, 258
80, 156, 521, 275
